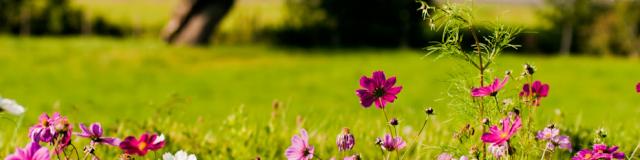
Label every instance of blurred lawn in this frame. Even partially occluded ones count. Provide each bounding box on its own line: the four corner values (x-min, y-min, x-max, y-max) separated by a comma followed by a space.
0, 36, 639, 155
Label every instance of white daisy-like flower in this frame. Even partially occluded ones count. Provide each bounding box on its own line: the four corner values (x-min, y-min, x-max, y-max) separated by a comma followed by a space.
163, 150, 197, 160
0, 97, 25, 115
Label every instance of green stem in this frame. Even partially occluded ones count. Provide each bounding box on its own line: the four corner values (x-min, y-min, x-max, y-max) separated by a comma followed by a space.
382, 108, 395, 137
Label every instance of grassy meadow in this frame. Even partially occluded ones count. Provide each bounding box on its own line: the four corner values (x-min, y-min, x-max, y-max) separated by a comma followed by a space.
0, 36, 639, 159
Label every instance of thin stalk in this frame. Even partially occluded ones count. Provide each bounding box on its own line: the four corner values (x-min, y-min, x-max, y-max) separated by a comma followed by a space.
400, 117, 429, 160
540, 145, 548, 160
629, 139, 640, 159
70, 143, 81, 160
382, 108, 395, 137
494, 96, 501, 113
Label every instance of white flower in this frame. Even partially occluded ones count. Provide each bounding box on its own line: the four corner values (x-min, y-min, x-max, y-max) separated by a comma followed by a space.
154, 134, 165, 144
163, 150, 197, 160
0, 97, 25, 115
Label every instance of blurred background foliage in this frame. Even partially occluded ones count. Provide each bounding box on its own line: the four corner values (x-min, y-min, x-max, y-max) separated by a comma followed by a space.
0, 0, 638, 56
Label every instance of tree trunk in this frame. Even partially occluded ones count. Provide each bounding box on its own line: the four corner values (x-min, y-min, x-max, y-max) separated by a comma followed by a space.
162, 0, 235, 46
559, 22, 573, 56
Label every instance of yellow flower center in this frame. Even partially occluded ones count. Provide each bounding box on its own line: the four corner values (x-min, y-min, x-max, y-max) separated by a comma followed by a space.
584, 153, 592, 159
41, 119, 49, 127
500, 133, 508, 138
138, 142, 147, 151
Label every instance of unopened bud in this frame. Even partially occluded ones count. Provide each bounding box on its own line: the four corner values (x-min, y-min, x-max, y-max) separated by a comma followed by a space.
524, 63, 535, 75
482, 118, 490, 125
375, 138, 383, 145
389, 118, 399, 126
425, 107, 434, 115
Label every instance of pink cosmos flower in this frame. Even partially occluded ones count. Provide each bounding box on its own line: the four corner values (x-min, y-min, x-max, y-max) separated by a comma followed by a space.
471, 76, 509, 97
481, 113, 522, 145
572, 149, 596, 160
536, 127, 571, 151
28, 113, 55, 143
29, 112, 73, 152
536, 127, 559, 141
285, 129, 314, 160
437, 153, 468, 160
356, 71, 402, 109
5, 141, 50, 160
572, 144, 625, 160
77, 123, 121, 146
592, 144, 625, 159
519, 81, 549, 106
380, 134, 406, 151
119, 133, 165, 156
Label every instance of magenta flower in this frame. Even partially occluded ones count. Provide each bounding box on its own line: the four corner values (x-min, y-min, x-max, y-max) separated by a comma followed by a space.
636, 82, 639, 93
593, 144, 625, 159
285, 129, 314, 160
5, 141, 50, 160
380, 134, 406, 151
28, 112, 73, 152
471, 76, 509, 97
572, 144, 625, 160
572, 149, 596, 160
119, 133, 165, 156
481, 113, 522, 145
28, 113, 55, 143
336, 128, 355, 152
77, 123, 121, 146
356, 71, 402, 109
519, 81, 549, 106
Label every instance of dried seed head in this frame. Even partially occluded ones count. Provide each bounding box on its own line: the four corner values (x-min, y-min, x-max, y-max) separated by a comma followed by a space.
375, 138, 383, 145
389, 118, 399, 126
482, 118, 490, 125
547, 124, 555, 129
596, 128, 607, 138
425, 107, 434, 115
524, 63, 535, 75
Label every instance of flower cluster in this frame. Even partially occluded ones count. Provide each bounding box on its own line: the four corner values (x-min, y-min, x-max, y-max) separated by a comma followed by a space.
4, 110, 195, 160
519, 80, 549, 106
572, 144, 625, 160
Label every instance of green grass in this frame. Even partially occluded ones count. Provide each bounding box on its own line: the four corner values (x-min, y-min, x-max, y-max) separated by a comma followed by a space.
0, 36, 639, 159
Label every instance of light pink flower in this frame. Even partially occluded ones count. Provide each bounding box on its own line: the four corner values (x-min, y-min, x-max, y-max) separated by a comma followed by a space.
285, 129, 314, 160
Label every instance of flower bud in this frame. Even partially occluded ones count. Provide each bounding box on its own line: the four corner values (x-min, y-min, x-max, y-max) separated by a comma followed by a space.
375, 138, 383, 145
524, 63, 535, 75
425, 107, 434, 115
389, 118, 398, 126
336, 128, 355, 152
482, 118, 490, 125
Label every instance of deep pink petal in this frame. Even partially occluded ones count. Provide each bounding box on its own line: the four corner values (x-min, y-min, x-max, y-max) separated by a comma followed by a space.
384, 77, 397, 89
78, 123, 91, 137
636, 82, 640, 93
359, 76, 375, 90
356, 89, 374, 108
481, 133, 502, 143
372, 71, 386, 86
91, 123, 103, 137
539, 84, 549, 97
32, 147, 50, 160
386, 86, 402, 95
382, 94, 397, 103
472, 87, 492, 97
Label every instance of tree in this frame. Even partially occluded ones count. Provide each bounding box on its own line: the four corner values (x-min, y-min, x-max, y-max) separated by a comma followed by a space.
162, 0, 235, 46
